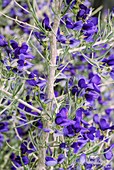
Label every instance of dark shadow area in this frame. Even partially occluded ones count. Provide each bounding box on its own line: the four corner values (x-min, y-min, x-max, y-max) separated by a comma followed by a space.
91, 0, 114, 16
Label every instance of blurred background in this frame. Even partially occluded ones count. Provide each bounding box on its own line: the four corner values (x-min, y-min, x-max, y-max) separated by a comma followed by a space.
91, 0, 114, 16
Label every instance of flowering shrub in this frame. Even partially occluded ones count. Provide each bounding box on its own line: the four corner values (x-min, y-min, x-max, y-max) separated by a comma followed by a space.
0, 0, 114, 170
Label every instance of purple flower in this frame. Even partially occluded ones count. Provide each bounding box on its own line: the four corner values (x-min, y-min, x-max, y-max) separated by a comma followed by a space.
84, 33, 94, 42
59, 142, 67, 149
16, 127, 28, 137
0, 122, 9, 132
57, 30, 80, 48
18, 102, 25, 110
86, 126, 96, 140
104, 150, 113, 160
104, 57, 114, 66
71, 85, 78, 95
57, 34, 67, 44
55, 107, 76, 127
99, 118, 110, 131
10, 153, 29, 167
105, 108, 113, 116
78, 78, 87, 88
20, 142, 35, 154
71, 142, 79, 153
75, 108, 83, 121
57, 154, 66, 164
104, 164, 112, 170
0, 35, 8, 47
42, 15, 51, 31
11, 41, 34, 59
73, 20, 83, 31
89, 74, 101, 85
63, 125, 75, 137
34, 31, 46, 40
55, 107, 68, 125
10, 40, 18, 49
2, 0, 11, 8
26, 72, 39, 86
82, 17, 98, 42
83, 22, 97, 35
80, 153, 86, 164
66, 0, 77, 8
10, 8, 16, 17
71, 139, 87, 153
66, 0, 71, 4
110, 69, 114, 80
84, 162, 93, 169
35, 120, 43, 129
19, 43, 28, 54
84, 0, 91, 7
85, 90, 100, 102
21, 142, 28, 154
45, 156, 57, 166
79, 75, 101, 103
111, 7, 114, 18
11, 166, 16, 170
65, 17, 74, 29
68, 37, 80, 48
93, 114, 114, 132
0, 134, 4, 148
104, 144, 114, 160
17, 54, 33, 70
93, 114, 99, 124
77, 4, 90, 20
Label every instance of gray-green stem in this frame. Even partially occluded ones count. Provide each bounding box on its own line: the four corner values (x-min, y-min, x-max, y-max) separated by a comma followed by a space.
36, 1, 62, 170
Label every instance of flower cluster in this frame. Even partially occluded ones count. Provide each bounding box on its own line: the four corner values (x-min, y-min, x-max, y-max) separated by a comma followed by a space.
0, 0, 114, 170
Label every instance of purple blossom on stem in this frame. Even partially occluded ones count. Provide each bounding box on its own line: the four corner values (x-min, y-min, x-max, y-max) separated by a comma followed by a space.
0, 35, 8, 47
45, 156, 57, 166
104, 144, 114, 160
0, 122, 9, 132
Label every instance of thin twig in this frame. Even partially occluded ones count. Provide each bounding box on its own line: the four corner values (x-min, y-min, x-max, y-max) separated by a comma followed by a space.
47, 0, 62, 101
0, 88, 41, 113
0, 12, 40, 31
13, 0, 30, 13
58, 38, 114, 55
